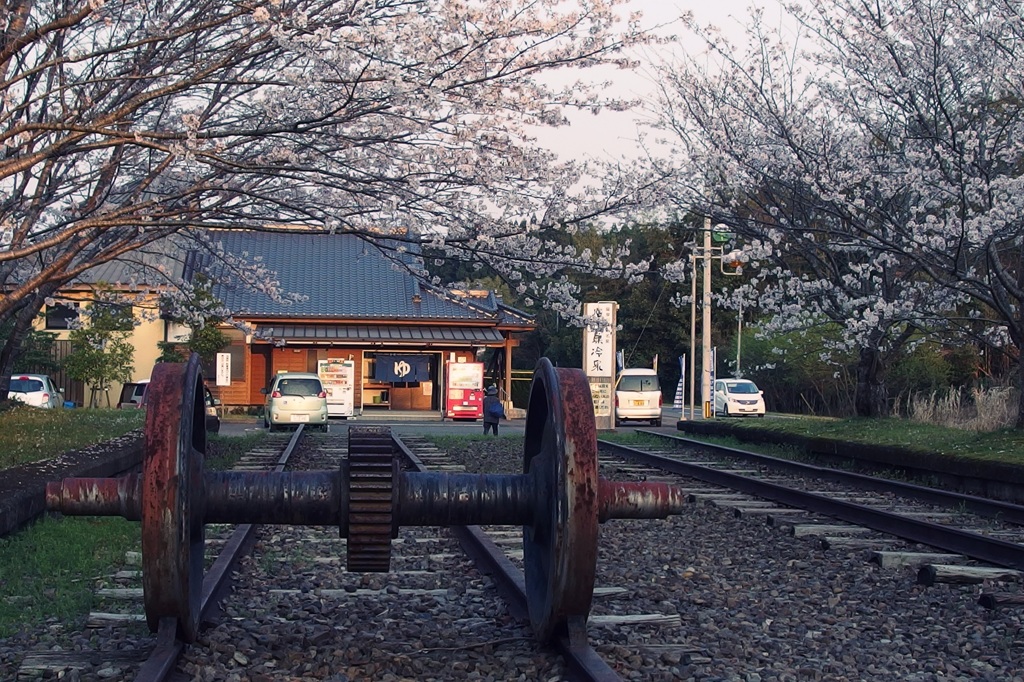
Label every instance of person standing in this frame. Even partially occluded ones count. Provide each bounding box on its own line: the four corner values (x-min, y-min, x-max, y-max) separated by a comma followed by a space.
482, 385, 504, 435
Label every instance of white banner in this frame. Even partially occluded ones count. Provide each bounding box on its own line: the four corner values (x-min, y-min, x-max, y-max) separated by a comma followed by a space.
216, 352, 231, 386
582, 302, 615, 379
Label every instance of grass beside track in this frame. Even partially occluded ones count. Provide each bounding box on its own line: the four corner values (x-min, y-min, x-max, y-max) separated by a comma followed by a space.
0, 402, 145, 469
0, 517, 141, 639
717, 416, 1024, 466
0, 432, 257, 640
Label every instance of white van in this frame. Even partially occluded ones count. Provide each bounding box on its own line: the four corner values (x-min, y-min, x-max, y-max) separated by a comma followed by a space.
614, 368, 662, 427
714, 379, 766, 417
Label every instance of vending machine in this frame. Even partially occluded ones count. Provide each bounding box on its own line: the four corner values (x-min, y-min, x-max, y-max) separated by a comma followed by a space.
318, 359, 355, 418
444, 361, 484, 420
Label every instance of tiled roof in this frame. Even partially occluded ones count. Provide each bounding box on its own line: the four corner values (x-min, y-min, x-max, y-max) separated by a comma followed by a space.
68, 230, 535, 330
71, 238, 188, 287
199, 231, 531, 326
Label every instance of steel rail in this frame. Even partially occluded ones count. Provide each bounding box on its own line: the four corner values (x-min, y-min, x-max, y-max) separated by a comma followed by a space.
134, 425, 306, 682
600, 437, 1024, 571
636, 430, 1024, 524
391, 435, 623, 682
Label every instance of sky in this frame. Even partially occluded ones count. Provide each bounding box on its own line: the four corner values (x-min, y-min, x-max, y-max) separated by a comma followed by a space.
533, 0, 790, 162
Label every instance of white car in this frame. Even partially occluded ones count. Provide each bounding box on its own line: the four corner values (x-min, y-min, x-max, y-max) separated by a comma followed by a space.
262, 372, 328, 431
8, 374, 64, 409
118, 379, 150, 409
714, 379, 766, 417
614, 368, 663, 427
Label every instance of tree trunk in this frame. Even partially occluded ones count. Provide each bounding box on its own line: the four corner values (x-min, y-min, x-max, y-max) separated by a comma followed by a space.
854, 346, 889, 418
1016, 355, 1024, 429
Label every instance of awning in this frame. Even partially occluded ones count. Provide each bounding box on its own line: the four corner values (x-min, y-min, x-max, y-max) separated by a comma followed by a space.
257, 324, 504, 344
374, 355, 431, 382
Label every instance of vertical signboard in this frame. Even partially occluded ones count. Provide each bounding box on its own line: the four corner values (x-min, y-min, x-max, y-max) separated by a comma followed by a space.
216, 352, 231, 387
319, 359, 355, 418
583, 301, 616, 429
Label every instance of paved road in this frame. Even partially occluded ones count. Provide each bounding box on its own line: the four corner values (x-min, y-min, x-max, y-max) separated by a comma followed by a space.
218, 406, 696, 439
218, 416, 527, 438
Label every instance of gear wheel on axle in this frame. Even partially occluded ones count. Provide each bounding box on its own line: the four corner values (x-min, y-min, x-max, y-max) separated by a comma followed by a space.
346, 426, 397, 572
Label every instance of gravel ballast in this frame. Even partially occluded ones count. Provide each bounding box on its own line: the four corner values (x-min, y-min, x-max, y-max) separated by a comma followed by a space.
1, 433, 1021, 681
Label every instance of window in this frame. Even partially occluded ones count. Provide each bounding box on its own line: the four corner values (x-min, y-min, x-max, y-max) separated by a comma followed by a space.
45, 303, 78, 330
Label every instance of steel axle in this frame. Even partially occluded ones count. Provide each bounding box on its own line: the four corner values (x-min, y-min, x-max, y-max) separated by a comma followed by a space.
45, 355, 686, 644
47, 459, 684, 529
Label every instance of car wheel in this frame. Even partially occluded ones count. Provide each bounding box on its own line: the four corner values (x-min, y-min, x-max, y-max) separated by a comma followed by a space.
652, 418, 661, 427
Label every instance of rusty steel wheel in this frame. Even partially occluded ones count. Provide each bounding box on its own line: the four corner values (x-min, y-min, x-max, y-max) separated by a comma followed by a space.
522, 358, 599, 642
141, 354, 208, 642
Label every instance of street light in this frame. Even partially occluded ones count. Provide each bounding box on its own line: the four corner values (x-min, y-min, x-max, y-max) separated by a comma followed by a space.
684, 219, 743, 421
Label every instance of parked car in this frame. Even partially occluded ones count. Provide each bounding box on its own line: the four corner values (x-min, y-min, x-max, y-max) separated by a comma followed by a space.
118, 380, 150, 409
714, 378, 766, 417
614, 368, 662, 427
8, 374, 64, 409
119, 378, 221, 433
262, 372, 328, 431
204, 385, 221, 434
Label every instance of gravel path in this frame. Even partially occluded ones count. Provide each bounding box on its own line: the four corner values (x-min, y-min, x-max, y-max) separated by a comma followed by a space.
448, 435, 1024, 681
2, 433, 1021, 681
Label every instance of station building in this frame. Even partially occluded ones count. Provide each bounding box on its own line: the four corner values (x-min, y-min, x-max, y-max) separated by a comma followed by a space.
36, 230, 535, 414
196, 230, 533, 414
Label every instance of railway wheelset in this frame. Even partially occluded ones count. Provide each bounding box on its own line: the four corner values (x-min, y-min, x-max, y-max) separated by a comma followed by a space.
46, 354, 686, 647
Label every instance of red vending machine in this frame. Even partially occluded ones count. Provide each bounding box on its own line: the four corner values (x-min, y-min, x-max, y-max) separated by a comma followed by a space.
445, 361, 484, 420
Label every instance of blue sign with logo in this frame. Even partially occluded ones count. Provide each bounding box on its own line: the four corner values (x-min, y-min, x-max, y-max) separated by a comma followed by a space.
374, 355, 430, 382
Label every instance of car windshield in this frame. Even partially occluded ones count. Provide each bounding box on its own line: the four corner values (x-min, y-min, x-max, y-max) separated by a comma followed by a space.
10, 378, 44, 393
618, 375, 659, 392
726, 382, 759, 394
276, 378, 322, 396
120, 384, 143, 402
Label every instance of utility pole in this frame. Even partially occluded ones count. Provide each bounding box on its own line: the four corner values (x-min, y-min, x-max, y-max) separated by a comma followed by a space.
702, 219, 713, 418
687, 218, 745, 421
688, 241, 697, 421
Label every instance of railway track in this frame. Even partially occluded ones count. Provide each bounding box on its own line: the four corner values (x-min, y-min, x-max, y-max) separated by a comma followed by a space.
598, 431, 1024, 596
10, 354, 1023, 680
437, 432, 1024, 678
12, 429, 302, 681
166, 429, 577, 680
8, 426, 1024, 680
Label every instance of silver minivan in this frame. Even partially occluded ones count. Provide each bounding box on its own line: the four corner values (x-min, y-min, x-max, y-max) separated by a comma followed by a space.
262, 372, 328, 431
614, 368, 662, 427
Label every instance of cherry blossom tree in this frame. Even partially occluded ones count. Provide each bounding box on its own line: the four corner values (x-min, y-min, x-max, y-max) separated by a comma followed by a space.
1, 0, 651, 389
650, 0, 1024, 421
